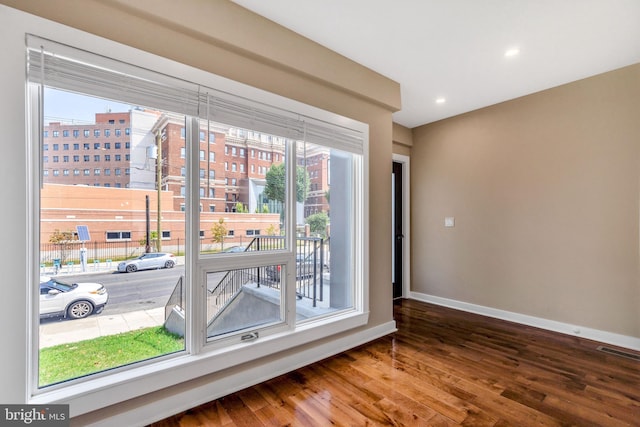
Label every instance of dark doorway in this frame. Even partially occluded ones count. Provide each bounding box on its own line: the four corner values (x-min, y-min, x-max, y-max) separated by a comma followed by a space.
392, 161, 404, 299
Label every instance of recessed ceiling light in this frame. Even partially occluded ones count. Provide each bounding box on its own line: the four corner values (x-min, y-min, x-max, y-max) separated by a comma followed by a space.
505, 48, 520, 57
435, 97, 446, 104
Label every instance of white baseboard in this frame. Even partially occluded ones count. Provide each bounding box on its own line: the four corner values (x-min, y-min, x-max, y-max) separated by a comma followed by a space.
410, 292, 640, 352
87, 320, 397, 427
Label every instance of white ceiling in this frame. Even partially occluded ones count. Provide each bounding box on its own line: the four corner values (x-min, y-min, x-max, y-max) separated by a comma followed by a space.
232, 0, 640, 128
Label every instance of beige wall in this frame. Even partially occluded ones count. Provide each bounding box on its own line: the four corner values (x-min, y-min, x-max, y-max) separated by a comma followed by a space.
393, 122, 413, 156
0, 0, 398, 421
412, 63, 640, 337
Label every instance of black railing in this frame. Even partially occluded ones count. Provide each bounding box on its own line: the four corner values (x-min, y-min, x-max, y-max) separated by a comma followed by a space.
206, 236, 328, 319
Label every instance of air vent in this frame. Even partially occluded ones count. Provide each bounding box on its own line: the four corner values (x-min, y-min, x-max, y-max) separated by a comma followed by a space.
596, 346, 640, 361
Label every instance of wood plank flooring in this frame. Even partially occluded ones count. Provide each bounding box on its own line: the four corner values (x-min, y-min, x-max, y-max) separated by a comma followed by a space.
150, 299, 640, 426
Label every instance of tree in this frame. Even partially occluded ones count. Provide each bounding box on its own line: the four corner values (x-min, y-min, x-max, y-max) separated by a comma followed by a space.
139, 231, 158, 252
264, 163, 310, 204
211, 218, 228, 251
234, 202, 246, 213
49, 229, 77, 264
305, 212, 329, 237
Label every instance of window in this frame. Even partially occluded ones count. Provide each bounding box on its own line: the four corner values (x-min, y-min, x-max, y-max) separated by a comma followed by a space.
115, 129, 121, 136
83, 155, 89, 161
73, 130, 79, 138
239, 164, 245, 172
104, 142, 110, 149
52, 169, 59, 176
209, 152, 215, 162
27, 32, 366, 411
104, 155, 110, 161
209, 133, 215, 143
94, 155, 100, 161
63, 143, 69, 150
73, 143, 79, 149
115, 142, 121, 149
94, 143, 100, 149
63, 155, 69, 162
199, 131, 205, 141
84, 130, 90, 137
231, 163, 237, 172
94, 168, 101, 175
94, 129, 100, 137
125, 142, 130, 149
209, 170, 215, 179
105, 231, 132, 241
63, 130, 69, 137
240, 148, 245, 157
52, 156, 59, 162
52, 144, 59, 150
63, 169, 69, 176
52, 131, 59, 138
83, 143, 90, 150
125, 128, 130, 135
73, 155, 79, 162
73, 169, 80, 176
104, 168, 111, 176
104, 129, 110, 137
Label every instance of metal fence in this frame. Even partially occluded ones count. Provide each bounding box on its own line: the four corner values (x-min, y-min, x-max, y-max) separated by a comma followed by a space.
40, 239, 188, 266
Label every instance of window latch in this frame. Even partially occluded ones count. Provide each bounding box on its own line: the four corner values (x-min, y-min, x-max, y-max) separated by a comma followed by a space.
241, 332, 259, 342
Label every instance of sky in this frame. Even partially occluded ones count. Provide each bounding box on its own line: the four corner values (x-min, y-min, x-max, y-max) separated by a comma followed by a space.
44, 87, 133, 124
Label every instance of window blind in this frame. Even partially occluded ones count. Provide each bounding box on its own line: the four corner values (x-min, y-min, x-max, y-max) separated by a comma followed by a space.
26, 35, 364, 154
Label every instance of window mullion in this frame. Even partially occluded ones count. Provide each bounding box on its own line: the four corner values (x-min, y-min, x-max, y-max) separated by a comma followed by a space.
185, 116, 202, 354
284, 139, 297, 324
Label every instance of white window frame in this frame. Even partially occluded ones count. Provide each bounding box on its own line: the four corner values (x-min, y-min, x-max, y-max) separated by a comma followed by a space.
18, 13, 369, 417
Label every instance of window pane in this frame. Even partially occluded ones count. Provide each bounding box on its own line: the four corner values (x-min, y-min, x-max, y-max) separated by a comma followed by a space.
296, 142, 354, 322
206, 265, 283, 339
38, 88, 187, 387
199, 125, 286, 256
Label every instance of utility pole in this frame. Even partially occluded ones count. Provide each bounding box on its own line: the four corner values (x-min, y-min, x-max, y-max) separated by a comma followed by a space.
156, 130, 163, 252
145, 194, 151, 253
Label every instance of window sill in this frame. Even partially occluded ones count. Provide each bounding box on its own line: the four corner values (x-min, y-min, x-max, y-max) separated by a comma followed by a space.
30, 310, 369, 417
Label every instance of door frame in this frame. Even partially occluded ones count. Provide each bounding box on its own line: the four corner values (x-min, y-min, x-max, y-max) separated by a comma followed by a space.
392, 153, 411, 299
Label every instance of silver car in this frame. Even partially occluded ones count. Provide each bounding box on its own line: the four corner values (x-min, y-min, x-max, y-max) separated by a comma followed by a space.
117, 252, 176, 273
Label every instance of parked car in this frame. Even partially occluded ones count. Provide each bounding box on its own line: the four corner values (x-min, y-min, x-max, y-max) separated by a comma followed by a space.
265, 254, 318, 281
117, 252, 176, 273
40, 276, 108, 319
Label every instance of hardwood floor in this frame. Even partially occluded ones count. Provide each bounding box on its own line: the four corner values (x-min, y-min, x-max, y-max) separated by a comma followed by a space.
150, 299, 640, 426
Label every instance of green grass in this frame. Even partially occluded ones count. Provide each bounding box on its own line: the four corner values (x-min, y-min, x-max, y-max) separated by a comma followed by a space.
39, 326, 184, 387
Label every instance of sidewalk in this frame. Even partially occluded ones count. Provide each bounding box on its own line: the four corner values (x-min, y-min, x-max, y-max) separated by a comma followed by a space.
39, 307, 165, 349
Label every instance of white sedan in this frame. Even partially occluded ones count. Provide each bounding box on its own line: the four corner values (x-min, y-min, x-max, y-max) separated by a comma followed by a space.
117, 252, 176, 273
40, 276, 108, 319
